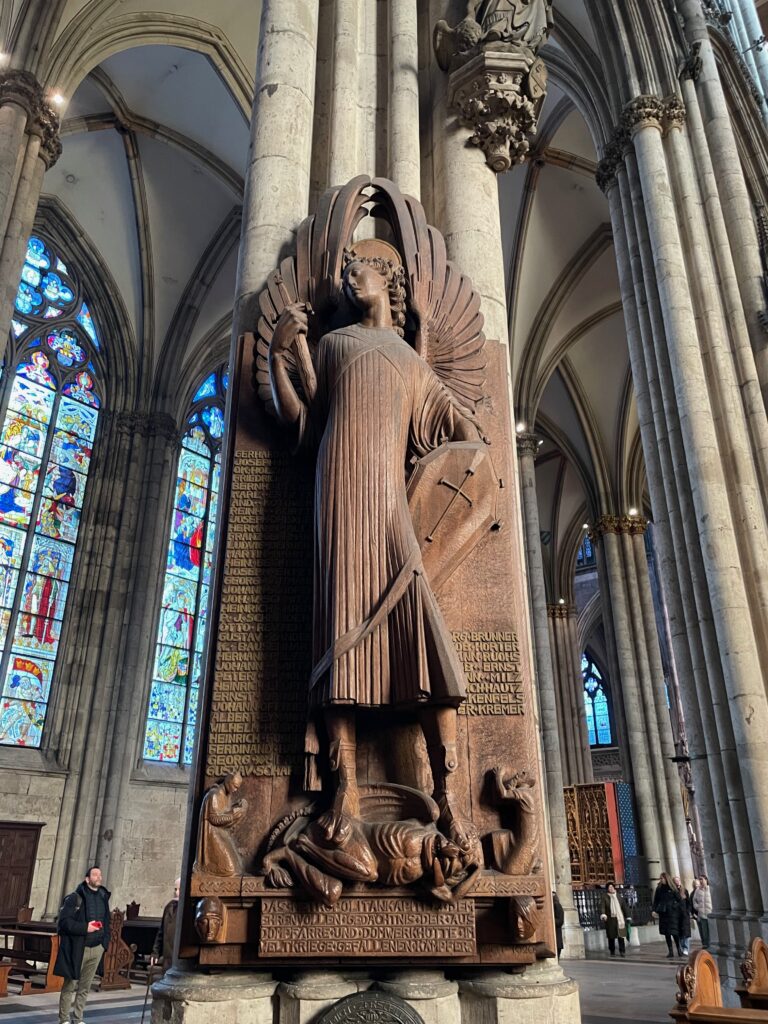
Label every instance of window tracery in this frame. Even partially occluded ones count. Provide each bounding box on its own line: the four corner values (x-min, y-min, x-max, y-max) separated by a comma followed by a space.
582, 652, 613, 747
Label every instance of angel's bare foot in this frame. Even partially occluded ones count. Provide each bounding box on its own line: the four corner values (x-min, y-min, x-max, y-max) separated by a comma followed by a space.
265, 863, 294, 889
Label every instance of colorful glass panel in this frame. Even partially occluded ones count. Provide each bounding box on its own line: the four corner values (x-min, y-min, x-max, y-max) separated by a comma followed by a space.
582, 654, 613, 748
0, 234, 102, 748
143, 366, 227, 763
47, 330, 86, 367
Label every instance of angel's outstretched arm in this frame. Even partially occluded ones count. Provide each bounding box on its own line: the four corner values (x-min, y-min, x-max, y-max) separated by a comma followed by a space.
269, 304, 310, 427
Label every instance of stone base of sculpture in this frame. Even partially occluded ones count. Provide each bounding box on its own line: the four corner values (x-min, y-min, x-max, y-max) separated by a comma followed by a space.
151, 965, 580, 1024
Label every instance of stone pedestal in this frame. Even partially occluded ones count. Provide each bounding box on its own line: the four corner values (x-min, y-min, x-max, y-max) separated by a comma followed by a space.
458, 962, 580, 1024
152, 965, 580, 1024
151, 968, 277, 1024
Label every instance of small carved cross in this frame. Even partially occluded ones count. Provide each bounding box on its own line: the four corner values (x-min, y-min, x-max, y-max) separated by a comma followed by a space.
426, 469, 475, 542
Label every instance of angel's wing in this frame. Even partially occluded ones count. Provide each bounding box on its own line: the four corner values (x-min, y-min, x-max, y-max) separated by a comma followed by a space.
254, 176, 487, 419
370, 178, 487, 413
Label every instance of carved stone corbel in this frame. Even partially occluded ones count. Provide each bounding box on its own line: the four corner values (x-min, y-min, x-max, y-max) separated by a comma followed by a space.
434, 2, 553, 173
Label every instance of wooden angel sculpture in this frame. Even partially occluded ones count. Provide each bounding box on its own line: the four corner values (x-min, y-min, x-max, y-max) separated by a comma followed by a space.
255, 177, 489, 857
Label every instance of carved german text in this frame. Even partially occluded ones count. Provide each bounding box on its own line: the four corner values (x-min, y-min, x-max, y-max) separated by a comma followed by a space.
259, 897, 476, 957
453, 630, 524, 716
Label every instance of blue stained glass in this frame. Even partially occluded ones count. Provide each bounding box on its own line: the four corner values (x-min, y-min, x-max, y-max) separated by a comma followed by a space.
0, 697, 46, 747
21, 265, 41, 288
154, 644, 190, 686
193, 373, 217, 402
62, 372, 99, 408
202, 405, 224, 439
174, 476, 207, 519
162, 574, 198, 614
47, 330, 86, 367
148, 681, 186, 723
188, 414, 200, 425
142, 719, 181, 762
221, 370, 229, 392
159, 606, 195, 650
182, 426, 208, 456
76, 303, 100, 349
15, 282, 43, 316
3, 234, 102, 750
0, 525, 26, 569
26, 238, 50, 270
583, 653, 613, 747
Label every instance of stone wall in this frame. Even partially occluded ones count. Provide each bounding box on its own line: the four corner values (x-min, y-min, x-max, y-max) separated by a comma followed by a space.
0, 768, 65, 915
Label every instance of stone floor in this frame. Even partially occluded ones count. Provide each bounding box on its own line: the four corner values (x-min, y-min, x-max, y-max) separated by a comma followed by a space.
0, 943, 683, 1023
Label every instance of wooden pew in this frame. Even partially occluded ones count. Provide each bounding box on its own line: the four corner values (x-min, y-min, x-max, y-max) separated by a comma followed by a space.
670, 949, 768, 1022
0, 928, 63, 996
737, 938, 768, 1011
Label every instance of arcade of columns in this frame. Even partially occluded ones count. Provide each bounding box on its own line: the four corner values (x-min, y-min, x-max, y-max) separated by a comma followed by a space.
2, 0, 768, 986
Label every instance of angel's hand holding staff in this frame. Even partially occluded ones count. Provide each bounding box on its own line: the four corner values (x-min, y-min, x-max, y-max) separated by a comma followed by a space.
269, 303, 311, 427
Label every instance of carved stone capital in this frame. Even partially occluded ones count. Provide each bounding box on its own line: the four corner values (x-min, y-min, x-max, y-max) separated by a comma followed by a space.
621, 94, 666, 136
595, 126, 630, 194
115, 411, 180, 442
546, 603, 572, 619
28, 102, 62, 168
662, 95, 687, 133
515, 431, 540, 459
589, 513, 648, 537
0, 70, 61, 168
448, 51, 548, 172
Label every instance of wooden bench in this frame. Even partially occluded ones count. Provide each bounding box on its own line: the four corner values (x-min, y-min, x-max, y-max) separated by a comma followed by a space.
737, 938, 768, 1011
670, 949, 768, 1022
0, 928, 62, 997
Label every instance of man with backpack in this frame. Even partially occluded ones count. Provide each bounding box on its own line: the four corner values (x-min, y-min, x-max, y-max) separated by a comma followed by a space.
54, 866, 111, 1024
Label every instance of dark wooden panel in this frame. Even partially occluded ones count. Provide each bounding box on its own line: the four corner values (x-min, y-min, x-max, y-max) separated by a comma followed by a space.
0, 823, 43, 919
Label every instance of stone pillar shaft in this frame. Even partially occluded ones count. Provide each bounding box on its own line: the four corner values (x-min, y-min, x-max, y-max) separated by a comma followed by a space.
388, 0, 421, 198
548, 607, 591, 787
327, 0, 361, 186
517, 435, 584, 957
234, 0, 320, 332
631, 118, 768, 908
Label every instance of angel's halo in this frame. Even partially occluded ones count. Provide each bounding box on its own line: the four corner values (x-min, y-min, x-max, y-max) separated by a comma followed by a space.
345, 237, 403, 268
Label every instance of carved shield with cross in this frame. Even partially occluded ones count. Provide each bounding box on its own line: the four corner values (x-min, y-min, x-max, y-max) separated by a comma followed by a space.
407, 440, 502, 592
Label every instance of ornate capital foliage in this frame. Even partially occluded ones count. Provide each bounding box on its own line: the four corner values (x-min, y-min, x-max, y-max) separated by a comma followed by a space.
0, 69, 62, 168
589, 513, 648, 538
546, 603, 573, 619
434, 2, 553, 173
115, 410, 180, 443
595, 94, 687, 194
515, 431, 540, 458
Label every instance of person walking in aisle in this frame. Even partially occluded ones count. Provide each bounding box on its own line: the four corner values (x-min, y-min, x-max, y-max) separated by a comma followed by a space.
673, 875, 692, 955
652, 872, 683, 958
151, 877, 180, 973
600, 883, 631, 957
54, 866, 111, 1024
692, 874, 712, 949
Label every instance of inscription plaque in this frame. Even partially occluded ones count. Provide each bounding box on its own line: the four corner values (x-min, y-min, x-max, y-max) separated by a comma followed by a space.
206, 448, 313, 777
453, 630, 524, 716
259, 897, 476, 957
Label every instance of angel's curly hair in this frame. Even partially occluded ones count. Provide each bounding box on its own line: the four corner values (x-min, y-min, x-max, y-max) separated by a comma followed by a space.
342, 248, 407, 338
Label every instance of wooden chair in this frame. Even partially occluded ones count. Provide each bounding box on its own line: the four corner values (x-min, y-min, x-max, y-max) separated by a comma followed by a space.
125, 901, 140, 921
670, 949, 767, 1022
100, 908, 134, 991
736, 938, 768, 1011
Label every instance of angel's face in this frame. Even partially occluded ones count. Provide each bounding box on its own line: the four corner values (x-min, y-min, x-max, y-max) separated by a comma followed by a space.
343, 261, 388, 311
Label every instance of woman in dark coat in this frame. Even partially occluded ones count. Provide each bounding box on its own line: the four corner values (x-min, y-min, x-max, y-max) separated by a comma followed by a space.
600, 883, 630, 957
673, 875, 692, 955
552, 891, 565, 958
653, 872, 683, 957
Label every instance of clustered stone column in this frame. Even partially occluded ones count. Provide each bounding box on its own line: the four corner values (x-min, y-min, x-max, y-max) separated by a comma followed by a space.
596, 44, 768, 964
0, 69, 61, 340
546, 604, 593, 788
516, 433, 584, 958
590, 515, 691, 884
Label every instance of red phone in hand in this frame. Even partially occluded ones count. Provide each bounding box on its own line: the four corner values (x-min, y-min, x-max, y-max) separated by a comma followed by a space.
89, 921, 102, 928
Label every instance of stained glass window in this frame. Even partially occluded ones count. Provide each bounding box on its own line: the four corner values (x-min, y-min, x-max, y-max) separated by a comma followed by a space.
0, 236, 102, 748
576, 535, 596, 570
582, 653, 613, 747
143, 367, 227, 765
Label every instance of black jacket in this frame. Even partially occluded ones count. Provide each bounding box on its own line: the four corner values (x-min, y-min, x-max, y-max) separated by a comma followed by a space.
653, 882, 685, 937
53, 883, 111, 981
